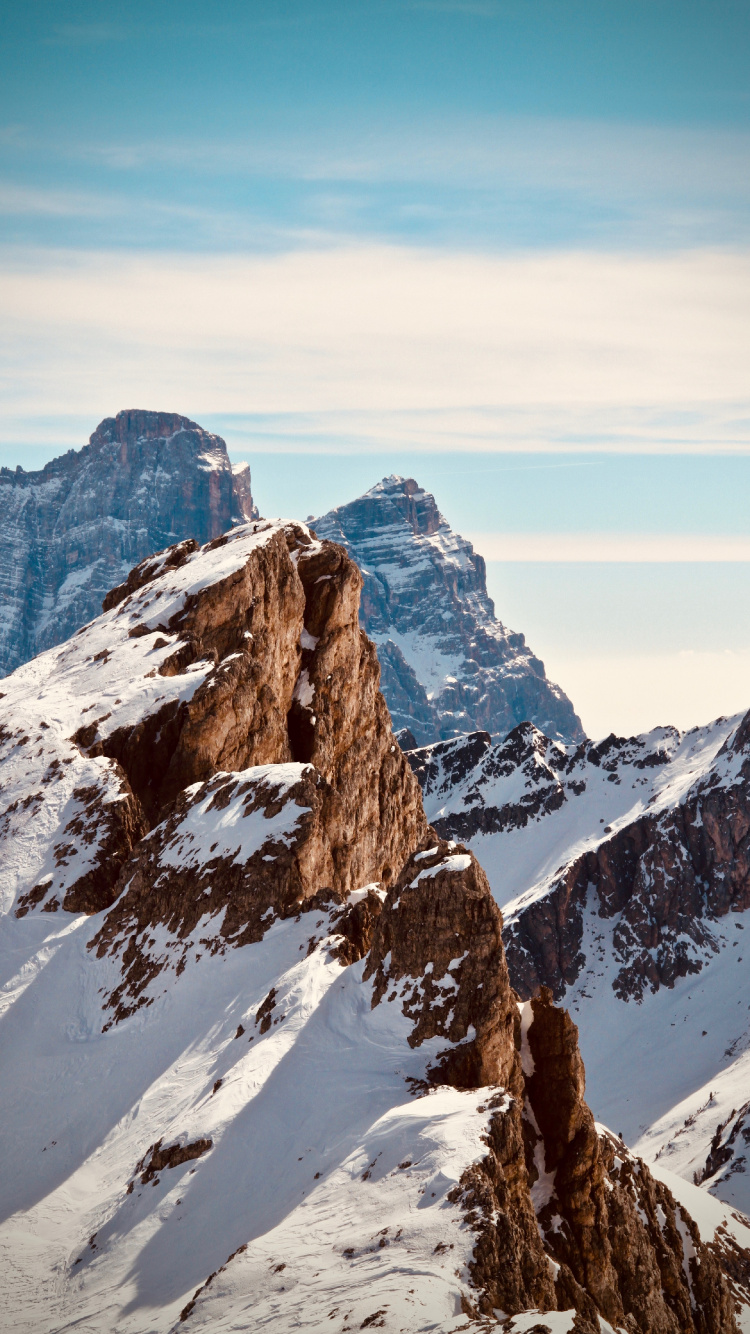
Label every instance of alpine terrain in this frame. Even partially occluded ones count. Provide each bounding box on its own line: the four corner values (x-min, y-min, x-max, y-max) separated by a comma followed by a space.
0, 517, 746, 1332
407, 718, 750, 1221
313, 474, 583, 747
0, 409, 257, 678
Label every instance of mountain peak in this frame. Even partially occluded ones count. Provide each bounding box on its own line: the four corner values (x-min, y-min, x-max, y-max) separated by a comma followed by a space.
314, 479, 583, 746
354, 473, 444, 537
0, 410, 258, 678
90, 408, 207, 448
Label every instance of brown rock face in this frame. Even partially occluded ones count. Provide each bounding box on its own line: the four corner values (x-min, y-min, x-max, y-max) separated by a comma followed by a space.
84, 521, 428, 1001
89, 523, 427, 879
523, 990, 738, 1332
363, 847, 739, 1329
292, 538, 427, 895
501, 715, 750, 1003
90, 764, 339, 1021
365, 839, 518, 1089
95, 525, 306, 821
453, 1089, 559, 1316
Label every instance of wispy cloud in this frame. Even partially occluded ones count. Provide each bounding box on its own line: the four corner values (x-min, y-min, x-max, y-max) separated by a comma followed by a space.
46, 23, 130, 48
0, 244, 748, 453
0, 183, 122, 219
408, 1, 503, 14
0, 179, 309, 249
3, 114, 749, 253
0, 249, 741, 453
68, 115, 750, 198
468, 533, 750, 561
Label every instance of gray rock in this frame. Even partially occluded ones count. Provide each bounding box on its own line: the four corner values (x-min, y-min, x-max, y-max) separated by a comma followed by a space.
0, 409, 257, 676
405, 711, 750, 1004
314, 474, 583, 745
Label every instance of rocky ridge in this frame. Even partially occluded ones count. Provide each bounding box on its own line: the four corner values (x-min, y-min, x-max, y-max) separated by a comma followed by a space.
314, 474, 583, 746
406, 717, 750, 1216
406, 717, 750, 1005
0, 409, 257, 677
0, 522, 745, 1331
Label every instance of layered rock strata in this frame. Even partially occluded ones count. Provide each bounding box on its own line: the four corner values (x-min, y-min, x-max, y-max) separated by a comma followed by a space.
314, 474, 583, 746
0, 409, 257, 677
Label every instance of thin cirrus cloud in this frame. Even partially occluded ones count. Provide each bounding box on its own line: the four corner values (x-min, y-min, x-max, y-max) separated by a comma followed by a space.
45, 23, 131, 47
37, 115, 750, 208
2, 114, 749, 254
469, 533, 750, 562
0, 181, 271, 238
0, 244, 748, 455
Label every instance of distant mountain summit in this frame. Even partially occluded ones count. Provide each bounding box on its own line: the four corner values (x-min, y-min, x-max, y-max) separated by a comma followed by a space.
0, 409, 257, 676
314, 474, 583, 745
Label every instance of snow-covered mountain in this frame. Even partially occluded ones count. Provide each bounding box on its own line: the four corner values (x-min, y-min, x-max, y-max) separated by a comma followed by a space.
407, 715, 750, 1216
0, 409, 257, 678
313, 475, 583, 746
1, 518, 743, 1332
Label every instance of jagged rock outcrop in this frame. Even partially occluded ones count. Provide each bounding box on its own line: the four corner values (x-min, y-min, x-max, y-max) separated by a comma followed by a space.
405, 714, 750, 1004
1, 520, 426, 945
363, 847, 742, 1328
407, 713, 750, 1220
0, 515, 746, 1332
521, 991, 737, 1331
503, 712, 750, 1004
366, 839, 519, 1090
314, 475, 583, 746
0, 409, 258, 677
694, 1102, 750, 1193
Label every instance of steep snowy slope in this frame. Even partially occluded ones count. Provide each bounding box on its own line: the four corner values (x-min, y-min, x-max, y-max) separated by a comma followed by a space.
0, 409, 257, 677
314, 475, 583, 746
408, 715, 750, 1214
0, 520, 742, 1333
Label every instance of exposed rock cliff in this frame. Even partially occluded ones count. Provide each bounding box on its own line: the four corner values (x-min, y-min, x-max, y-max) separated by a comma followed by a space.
0, 409, 257, 677
0, 522, 745, 1332
0, 517, 425, 935
406, 715, 750, 1216
313, 474, 583, 746
406, 716, 750, 1004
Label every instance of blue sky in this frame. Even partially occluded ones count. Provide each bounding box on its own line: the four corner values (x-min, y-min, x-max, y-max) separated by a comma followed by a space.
2, 1, 750, 252
1, 0, 749, 734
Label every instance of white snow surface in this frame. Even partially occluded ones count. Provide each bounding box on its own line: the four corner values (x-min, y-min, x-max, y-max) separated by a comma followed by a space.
156, 763, 313, 872
419, 717, 738, 911
0, 890, 517, 1333
2, 512, 749, 1324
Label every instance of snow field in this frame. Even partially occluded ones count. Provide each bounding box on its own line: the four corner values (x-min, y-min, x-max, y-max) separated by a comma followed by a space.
0, 877, 520, 1332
